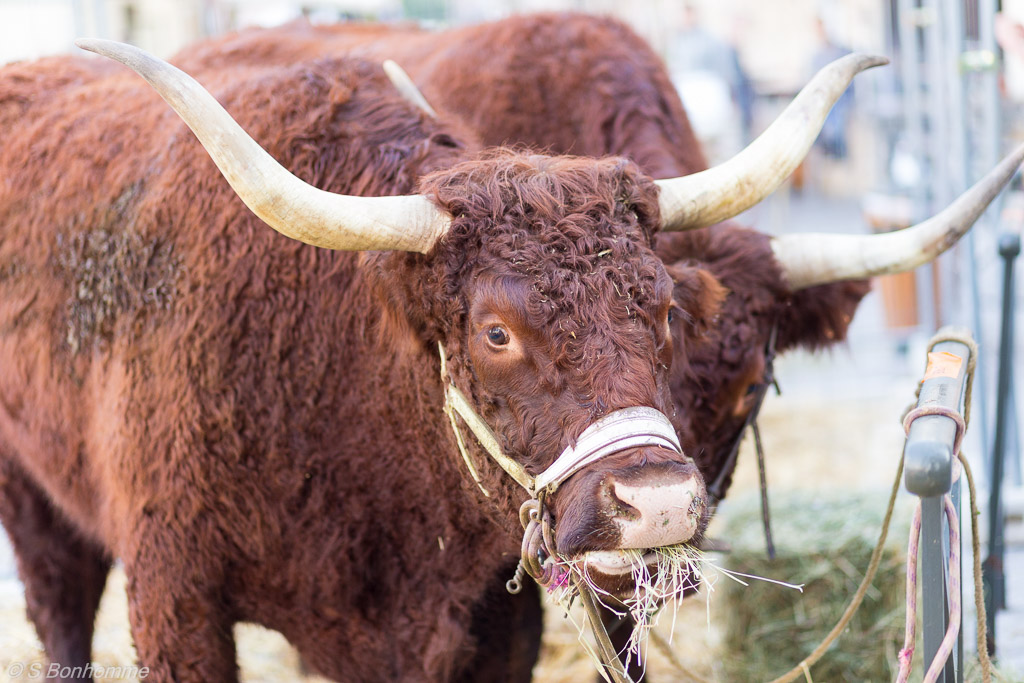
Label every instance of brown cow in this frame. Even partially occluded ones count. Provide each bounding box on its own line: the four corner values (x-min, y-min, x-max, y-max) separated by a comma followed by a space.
0, 22, 1018, 683
159, 16, 907, 675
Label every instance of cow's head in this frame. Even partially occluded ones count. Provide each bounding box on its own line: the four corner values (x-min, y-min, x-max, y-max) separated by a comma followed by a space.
80, 39, 1023, 602
417, 151, 716, 591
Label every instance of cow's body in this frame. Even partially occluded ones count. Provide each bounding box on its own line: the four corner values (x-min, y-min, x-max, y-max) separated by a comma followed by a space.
0, 15, 878, 683
0, 55, 543, 681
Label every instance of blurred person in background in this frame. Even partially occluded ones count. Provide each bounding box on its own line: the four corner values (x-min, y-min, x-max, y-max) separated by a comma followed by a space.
668, 3, 754, 161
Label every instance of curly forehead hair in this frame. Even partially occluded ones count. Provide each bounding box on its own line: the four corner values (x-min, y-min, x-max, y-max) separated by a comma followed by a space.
419, 150, 669, 364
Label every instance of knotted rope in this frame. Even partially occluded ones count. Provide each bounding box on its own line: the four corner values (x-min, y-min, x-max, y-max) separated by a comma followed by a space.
765, 449, 906, 683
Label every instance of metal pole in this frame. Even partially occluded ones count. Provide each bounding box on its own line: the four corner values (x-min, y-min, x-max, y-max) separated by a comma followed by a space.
898, 0, 937, 333
898, 0, 926, 193
71, 0, 85, 41
940, 0, 968, 329
1009, 386, 1021, 485
969, 0, 1001, 475
924, 0, 952, 328
983, 232, 1020, 655
92, 0, 107, 39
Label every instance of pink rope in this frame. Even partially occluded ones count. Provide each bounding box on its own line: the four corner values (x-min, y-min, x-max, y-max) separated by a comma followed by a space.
897, 503, 922, 682
896, 494, 963, 683
902, 404, 966, 458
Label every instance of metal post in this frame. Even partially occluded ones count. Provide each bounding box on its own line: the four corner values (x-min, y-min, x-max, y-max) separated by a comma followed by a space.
940, 0, 968, 328
983, 233, 1020, 655
901, 0, 939, 332
905, 333, 972, 682
967, 0, 1001, 475
925, 0, 953, 328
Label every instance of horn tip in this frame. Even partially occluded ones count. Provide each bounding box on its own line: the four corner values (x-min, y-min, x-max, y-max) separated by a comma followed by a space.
75, 38, 133, 59
382, 60, 401, 80
850, 53, 890, 70
75, 38, 103, 53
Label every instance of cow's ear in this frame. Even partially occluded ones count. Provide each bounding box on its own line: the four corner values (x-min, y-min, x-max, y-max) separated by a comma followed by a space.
777, 280, 871, 351
664, 262, 726, 343
360, 251, 450, 357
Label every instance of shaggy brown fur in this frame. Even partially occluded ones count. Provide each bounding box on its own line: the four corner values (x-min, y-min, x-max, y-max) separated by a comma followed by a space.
0, 54, 526, 682
0, 15, 871, 683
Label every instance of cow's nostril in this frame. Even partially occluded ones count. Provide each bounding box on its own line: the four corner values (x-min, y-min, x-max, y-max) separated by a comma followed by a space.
606, 479, 642, 521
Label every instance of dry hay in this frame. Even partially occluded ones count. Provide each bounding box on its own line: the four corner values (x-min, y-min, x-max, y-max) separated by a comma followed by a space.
532, 592, 720, 683
715, 491, 914, 682
542, 544, 806, 680
713, 490, 1023, 683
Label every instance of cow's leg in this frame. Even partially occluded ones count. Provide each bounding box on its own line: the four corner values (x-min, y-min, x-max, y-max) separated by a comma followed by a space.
121, 528, 238, 683
457, 562, 543, 683
0, 457, 112, 681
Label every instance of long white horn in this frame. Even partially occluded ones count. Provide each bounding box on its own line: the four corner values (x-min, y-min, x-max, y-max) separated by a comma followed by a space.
772, 143, 1024, 290
656, 53, 887, 231
75, 39, 450, 253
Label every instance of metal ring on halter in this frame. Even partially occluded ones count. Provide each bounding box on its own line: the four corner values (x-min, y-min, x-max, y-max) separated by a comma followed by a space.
541, 505, 557, 560
522, 521, 546, 578
519, 498, 540, 530
538, 557, 562, 585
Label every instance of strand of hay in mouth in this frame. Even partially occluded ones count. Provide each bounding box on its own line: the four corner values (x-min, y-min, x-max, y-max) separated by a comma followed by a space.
548, 545, 804, 676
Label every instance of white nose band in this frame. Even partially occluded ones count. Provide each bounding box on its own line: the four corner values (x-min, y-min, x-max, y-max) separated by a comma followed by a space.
533, 406, 682, 494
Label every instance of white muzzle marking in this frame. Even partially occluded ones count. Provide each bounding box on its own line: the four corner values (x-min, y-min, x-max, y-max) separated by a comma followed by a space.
612, 480, 702, 549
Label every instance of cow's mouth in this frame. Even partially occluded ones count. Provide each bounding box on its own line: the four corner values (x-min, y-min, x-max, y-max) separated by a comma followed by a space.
579, 550, 658, 598
564, 545, 703, 602
535, 543, 708, 677
585, 549, 658, 573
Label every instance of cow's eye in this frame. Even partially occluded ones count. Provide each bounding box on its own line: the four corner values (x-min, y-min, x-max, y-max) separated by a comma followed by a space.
667, 309, 674, 324
486, 326, 510, 346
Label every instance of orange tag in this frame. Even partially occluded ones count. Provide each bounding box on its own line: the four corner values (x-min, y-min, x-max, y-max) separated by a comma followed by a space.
924, 351, 963, 381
